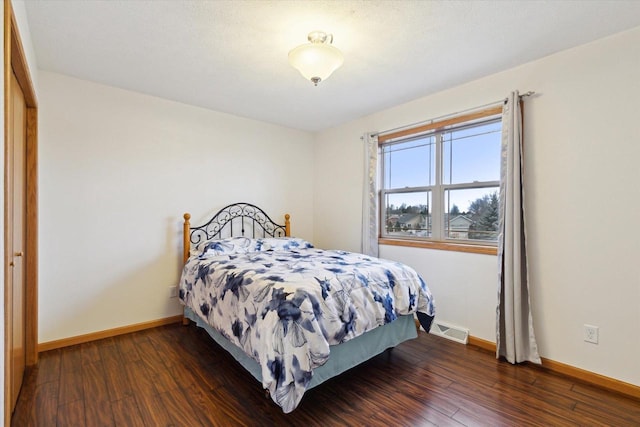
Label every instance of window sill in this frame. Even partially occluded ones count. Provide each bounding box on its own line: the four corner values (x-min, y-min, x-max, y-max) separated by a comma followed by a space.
378, 238, 498, 256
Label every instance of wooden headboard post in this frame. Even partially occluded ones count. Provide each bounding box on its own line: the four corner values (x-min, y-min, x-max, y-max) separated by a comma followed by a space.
183, 213, 191, 264
182, 213, 191, 325
285, 214, 291, 237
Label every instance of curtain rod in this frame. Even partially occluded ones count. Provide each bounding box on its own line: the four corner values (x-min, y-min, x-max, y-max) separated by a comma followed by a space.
374, 91, 535, 138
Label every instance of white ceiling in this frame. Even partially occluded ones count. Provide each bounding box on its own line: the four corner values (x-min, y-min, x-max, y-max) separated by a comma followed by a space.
23, 0, 640, 132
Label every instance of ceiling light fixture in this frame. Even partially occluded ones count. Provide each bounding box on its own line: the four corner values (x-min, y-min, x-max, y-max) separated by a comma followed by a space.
288, 31, 344, 86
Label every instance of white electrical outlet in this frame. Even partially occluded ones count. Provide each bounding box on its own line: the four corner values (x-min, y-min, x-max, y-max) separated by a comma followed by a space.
169, 286, 178, 298
584, 324, 599, 344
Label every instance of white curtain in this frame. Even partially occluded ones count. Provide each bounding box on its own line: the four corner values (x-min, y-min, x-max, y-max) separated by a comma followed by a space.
361, 133, 379, 257
496, 92, 541, 364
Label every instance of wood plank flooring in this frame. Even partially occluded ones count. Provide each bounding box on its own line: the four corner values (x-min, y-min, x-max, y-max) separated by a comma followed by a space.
12, 323, 640, 426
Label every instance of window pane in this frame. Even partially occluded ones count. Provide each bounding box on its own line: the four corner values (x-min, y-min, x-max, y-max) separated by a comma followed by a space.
383, 192, 431, 238
383, 135, 435, 189
443, 120, 501, 185
444, 187, 500, 241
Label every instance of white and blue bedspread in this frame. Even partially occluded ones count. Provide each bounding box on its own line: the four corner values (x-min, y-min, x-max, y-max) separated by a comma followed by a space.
179, 238, 435, 413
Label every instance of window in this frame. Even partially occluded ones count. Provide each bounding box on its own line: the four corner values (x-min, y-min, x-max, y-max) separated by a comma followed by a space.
379, 107, 502, 246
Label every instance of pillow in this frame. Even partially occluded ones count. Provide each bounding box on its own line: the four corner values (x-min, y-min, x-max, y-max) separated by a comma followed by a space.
193, 237, 260, 257
256, 237, 314, 252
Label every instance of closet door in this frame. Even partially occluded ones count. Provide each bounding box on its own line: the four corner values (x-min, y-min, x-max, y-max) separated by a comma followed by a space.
7, 69, 27, 412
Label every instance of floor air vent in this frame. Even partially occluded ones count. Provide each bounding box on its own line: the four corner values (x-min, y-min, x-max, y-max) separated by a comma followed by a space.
429, 321, 469, 344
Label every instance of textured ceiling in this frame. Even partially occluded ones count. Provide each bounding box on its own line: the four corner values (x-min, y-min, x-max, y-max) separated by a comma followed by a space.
23, 0, 640, 132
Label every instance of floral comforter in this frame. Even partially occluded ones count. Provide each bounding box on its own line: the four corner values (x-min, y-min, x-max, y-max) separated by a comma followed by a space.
179, 237, 435, 413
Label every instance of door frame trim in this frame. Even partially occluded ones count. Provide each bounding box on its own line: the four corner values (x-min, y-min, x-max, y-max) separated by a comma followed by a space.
4, 0, 38, 423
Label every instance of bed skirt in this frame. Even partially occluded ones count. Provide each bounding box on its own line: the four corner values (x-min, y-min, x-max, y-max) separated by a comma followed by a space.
184, 307, 422, 390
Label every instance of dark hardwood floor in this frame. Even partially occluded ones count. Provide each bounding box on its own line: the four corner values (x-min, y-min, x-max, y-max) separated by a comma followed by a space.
12, 323, 640, 426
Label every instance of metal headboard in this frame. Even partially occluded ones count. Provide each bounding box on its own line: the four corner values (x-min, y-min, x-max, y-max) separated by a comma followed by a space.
182, 202, 290, 263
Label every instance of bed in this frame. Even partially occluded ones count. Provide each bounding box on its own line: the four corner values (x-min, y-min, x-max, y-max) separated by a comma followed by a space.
179, 202, 435, 413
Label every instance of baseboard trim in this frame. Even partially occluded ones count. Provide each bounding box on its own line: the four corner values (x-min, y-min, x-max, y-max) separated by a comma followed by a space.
538, 357, 640, 399
38, 315, 183, 352
468, 335, 496, 352
467, 335, 640, 400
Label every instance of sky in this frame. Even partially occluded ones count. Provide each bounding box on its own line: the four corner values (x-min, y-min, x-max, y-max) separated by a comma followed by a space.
382, 120, 501, 214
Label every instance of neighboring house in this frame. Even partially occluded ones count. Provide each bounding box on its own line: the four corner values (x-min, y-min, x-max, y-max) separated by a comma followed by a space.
397, 213, 426, 231
385, 214, 399, 228
386, 213, 428, 235
387, 213, 487, 240
446, 215, 473, 239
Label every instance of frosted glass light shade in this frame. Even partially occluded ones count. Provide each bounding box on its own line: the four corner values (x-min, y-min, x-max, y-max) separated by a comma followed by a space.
288, 33, 344, 86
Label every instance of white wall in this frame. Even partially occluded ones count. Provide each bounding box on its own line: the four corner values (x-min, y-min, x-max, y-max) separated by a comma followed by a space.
38, 71, 314, 343
315, 27, 640, 387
